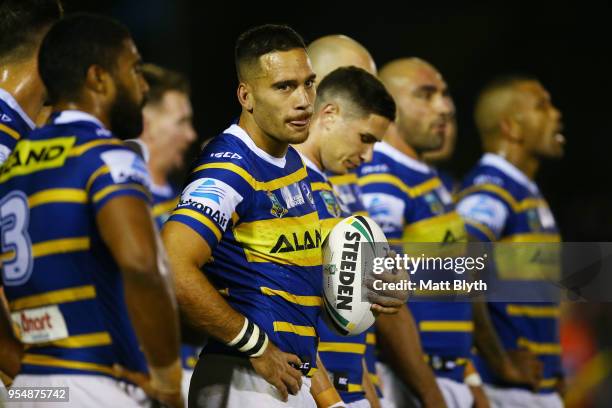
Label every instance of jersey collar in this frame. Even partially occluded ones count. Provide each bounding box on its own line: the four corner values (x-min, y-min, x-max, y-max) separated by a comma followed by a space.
0, 87, 36, 130
374, 141, 432, 174
297, 151, 328, 180
224, 124, 287, 168
52, 110, 106, 129
480, 153, 539, 194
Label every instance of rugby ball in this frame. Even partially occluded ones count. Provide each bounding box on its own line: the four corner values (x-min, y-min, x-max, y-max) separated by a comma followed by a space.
322, 215, 388, 336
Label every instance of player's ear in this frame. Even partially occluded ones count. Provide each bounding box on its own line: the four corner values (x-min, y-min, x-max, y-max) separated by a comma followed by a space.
85, 64, 112, 96
321, 102, 339, 129
237, 82, 254, 113
499, 116, 522, 143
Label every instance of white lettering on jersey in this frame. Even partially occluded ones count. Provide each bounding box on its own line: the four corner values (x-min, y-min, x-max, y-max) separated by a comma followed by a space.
209, 152, 243, 160
178, 178, 243, 230
280, 182, 305, 209
457, 194, 508, 238
362, 193, 405, 234
101, 150, 151, 188
12, 305, 68, 344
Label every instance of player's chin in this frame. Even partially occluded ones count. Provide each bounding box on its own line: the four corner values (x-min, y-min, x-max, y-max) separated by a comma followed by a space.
283, 124, 310, 144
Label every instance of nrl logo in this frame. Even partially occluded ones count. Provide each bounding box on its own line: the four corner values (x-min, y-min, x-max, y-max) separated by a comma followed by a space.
267, 190, 288, 218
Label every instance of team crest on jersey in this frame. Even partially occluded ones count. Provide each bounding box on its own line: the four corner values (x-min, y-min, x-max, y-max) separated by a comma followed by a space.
424, 192, 444, 214
300, 181, 316, 209
267, 191, 288, 218
320, 191, 341, 218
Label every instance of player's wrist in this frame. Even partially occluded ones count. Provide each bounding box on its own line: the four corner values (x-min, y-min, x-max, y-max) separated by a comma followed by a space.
227, 317, 269, 358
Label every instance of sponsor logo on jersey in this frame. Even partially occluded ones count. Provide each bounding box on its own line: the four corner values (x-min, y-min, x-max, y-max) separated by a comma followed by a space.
209, 152, 243, 160
320, 190, 341, 218
270, 229, 321, 253
267, 190, 288, 218
180, 178, 243, 230
101, 149, 151, 188
1, 113, 12, 123
280, 182, 305, 209
11, 305, 69, 344
190, 179, 225, 204
0, 137, 75, 182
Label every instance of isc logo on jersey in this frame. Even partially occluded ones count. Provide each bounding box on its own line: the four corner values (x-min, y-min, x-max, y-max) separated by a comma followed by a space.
178, 178, 243, 229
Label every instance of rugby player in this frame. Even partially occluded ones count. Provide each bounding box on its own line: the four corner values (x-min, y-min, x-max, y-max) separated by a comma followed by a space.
306, 35, 446, 408
456, 76, 565, 408
0, 14, 182, 407
0, 0, 63, 164
137, 63, 199, 405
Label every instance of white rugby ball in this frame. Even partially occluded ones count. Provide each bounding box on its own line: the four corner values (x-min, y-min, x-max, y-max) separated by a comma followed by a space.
322, 215, 388, 336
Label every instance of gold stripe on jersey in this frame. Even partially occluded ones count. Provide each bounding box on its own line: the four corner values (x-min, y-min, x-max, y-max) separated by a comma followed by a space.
463, 219, 497, 242
0, 137, 76, 182
68, 139, 123, 157
1, 237, 90, 263
86, 165, 111, 192
233, 212, 322, 267
456, 184, 547, 212
517, 337, 561, 355
0, 123, 20, 140
9, 285, 96, 311
173, 208, 222, 240
506, 304, 560, 318
402, 211, 467, 243
260, 287, 322, 306
311, 182, 332, 192
318, 342, 366, 354
328, 173, 358, 186
152, 197, 178, 218
192, 162, 308, 192
321, 217, 342, 240
358, 173, 441, 198
47, 332, 112, 348
29, 188, 88, 208
366, 332, 376, 345
92, 183, 150, 204
419, 321, 474, 332
348, 384, 364, 393
22, 353, 114, 376
540, 378, 559, 388
369, 373, 380, 385
273, 321, 317, 337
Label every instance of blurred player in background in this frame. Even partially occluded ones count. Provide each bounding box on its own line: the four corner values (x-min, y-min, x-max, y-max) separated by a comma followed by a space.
0, 14, 183, 407
422, 114, 458, 194
456, 76, 565, 408
0, 0, 63, 164
307, 34, 446, 408
135, 63, 199, 406
294, 65, 396, 408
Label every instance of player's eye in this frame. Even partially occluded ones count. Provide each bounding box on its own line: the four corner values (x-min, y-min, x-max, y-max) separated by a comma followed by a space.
305, 79, 315, 88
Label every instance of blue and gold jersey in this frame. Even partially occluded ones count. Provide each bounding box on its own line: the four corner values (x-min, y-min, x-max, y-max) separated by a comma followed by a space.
167, 124, 322, 372
0, 88, 35, 165
302, 155, 368, 403
358, 142, 471, 382
457, 153, 562, 393
151, 183, 180, 229
0, 110, 151, 378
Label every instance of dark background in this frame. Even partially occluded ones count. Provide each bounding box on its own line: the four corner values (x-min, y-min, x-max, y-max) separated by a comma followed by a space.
66, 0, 612, 241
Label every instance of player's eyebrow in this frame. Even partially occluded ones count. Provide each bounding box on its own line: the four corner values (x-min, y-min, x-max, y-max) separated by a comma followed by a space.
415, 84, 438, 94
271, 79, 298, 89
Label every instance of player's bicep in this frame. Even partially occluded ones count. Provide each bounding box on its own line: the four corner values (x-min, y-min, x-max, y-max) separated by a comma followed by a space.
456, 193, 509, 242
162, 220, 212, 271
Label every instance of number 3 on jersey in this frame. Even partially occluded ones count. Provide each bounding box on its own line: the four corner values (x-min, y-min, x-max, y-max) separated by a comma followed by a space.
0, 191, 33, 286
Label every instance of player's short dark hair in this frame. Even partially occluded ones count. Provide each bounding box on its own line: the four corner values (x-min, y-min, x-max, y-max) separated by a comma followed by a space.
0, 0, 63, 63
235, 24, 306, 80
141, 64, 190, 106
479, 73, 539, 94
39, 13, 131, 105
317, 66, 396, 122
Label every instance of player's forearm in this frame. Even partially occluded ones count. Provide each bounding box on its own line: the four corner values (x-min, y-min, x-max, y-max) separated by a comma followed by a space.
123, 264, 181, 368
472, 301, 512, 375
311, 355, 343, 407
376, 306, 446, 407
362, 359, 381, 408
0, 291, 22, 378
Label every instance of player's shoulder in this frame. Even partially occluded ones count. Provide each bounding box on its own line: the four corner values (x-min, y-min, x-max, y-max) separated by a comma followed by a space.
461, 154, 527, 200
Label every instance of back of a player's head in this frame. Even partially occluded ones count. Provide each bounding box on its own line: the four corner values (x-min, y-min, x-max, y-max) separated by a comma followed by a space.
316, 66, 396, 122
475, 74, 538, 138
0, 0, 63, 63
141, 64, 190, 107
39, 13, 131, 104
234, 24, 306, 81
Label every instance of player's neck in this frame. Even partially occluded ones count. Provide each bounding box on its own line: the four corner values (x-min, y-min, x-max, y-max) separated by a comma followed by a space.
493, 146, 540, 180
384, 123, 421, 161
238, 113, 288, 158
0, 61, 45, 122
148, 164, 169, 187
293, 122, 323, 171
